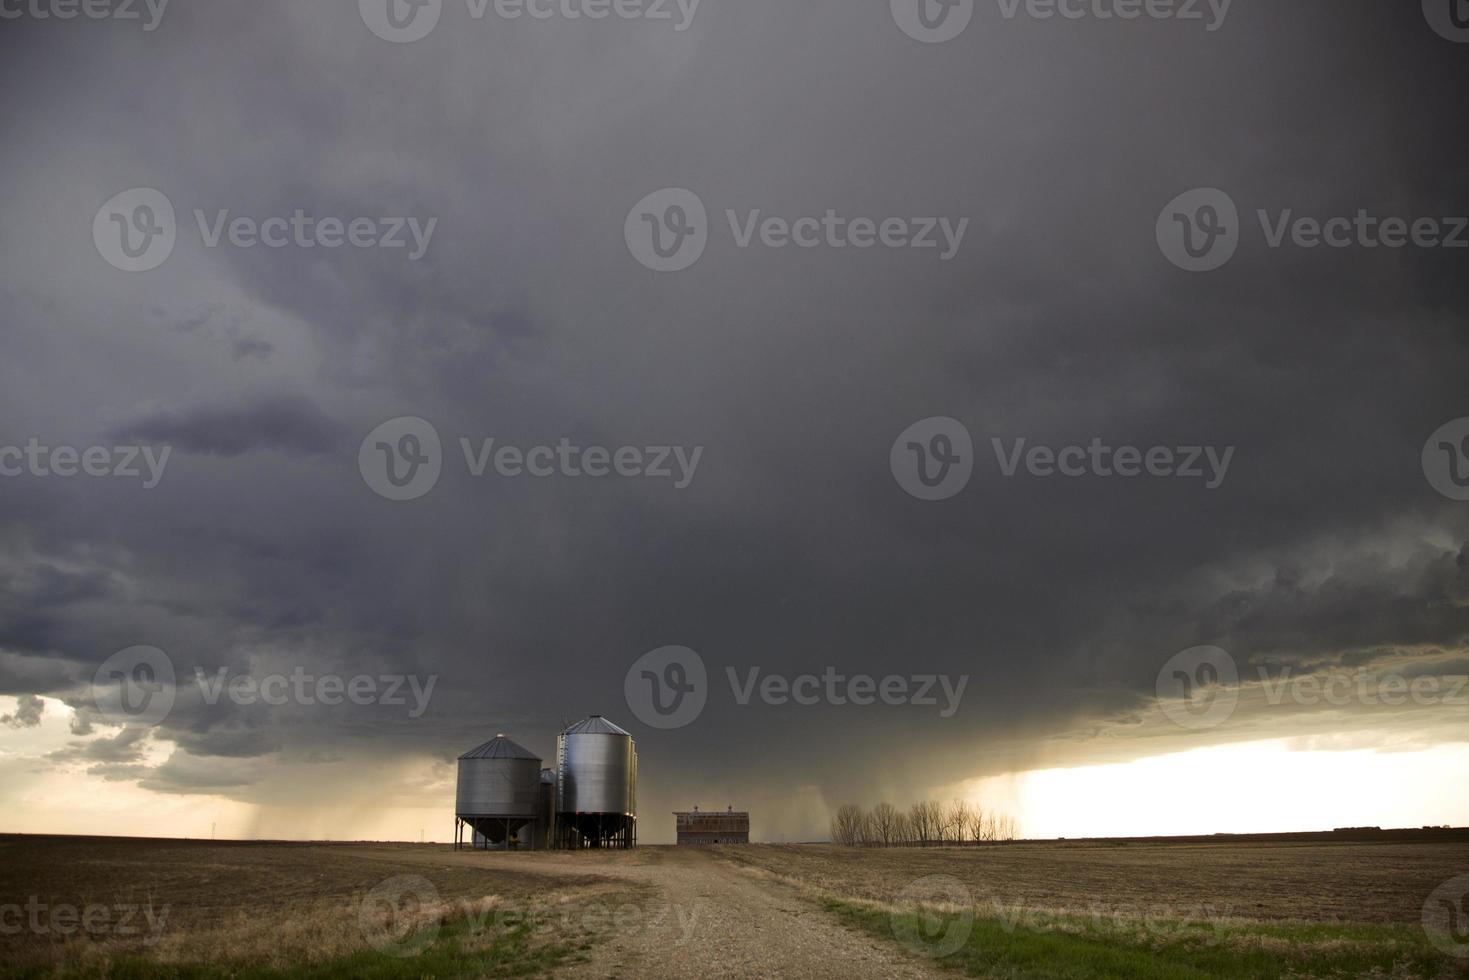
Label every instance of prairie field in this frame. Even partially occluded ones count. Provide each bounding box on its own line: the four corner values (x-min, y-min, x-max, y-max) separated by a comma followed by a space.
3, 834, 1469, 978
721, 837, 1469, 924
0, 835, 644, 978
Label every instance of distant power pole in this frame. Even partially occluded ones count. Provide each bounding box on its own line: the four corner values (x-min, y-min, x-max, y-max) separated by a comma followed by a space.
211, 822, 215, 841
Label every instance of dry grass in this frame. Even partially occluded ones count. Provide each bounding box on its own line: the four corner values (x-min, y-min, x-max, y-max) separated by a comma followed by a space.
720, 841, 1469, 979
719, 839, 1469, 924
0, 835, 637, 974
6, 835, 1468, 977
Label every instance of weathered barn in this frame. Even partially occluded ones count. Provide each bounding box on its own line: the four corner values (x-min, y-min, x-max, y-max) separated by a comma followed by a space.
673, 805, 749, 845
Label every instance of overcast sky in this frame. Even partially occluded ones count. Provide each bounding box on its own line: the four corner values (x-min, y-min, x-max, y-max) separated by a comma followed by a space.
2, 0, 1468, 843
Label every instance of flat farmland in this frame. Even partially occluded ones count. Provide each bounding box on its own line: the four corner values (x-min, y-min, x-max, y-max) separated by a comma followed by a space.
721, 838, 1469, 924
0, 835, 642, 977
3, 835, 1469, 978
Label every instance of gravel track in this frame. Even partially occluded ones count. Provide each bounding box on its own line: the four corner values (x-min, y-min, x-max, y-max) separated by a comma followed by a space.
527, 847, 945, 979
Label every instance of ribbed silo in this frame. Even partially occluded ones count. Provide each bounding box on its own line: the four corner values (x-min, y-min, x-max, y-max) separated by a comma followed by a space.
454, 735, 544, 849
555, 715, 638, 848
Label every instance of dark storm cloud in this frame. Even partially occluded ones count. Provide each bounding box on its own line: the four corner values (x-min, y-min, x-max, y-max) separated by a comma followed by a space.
137, 753, 268, 794
1, 693, 44, 729
107, 394, 347, 458
48, 727, 148, 765
0, 0, 1467, 836
233, 338, 275, 360
0, 564, 117, 659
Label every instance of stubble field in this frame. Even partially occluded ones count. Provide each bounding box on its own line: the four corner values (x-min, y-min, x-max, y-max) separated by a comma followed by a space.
3, 834, 1468, 978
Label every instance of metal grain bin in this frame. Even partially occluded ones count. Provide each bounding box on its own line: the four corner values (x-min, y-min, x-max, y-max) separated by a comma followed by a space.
456, 735, 543, 820
555, 715, 636, 816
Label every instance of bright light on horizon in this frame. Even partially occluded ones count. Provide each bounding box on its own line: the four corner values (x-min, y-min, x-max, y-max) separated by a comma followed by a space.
963, 739, 1469, 840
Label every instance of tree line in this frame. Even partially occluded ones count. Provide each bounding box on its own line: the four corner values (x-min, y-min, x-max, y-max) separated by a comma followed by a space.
829, 800, 1019, 847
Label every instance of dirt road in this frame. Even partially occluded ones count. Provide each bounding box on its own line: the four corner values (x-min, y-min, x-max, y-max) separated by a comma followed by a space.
523, 847, 945, 979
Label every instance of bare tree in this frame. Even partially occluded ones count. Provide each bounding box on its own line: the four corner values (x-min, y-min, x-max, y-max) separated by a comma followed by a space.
946, 800, 971, 845
893, 811, 913, 847
998, 814, 1018, 841
871, 802, 898, 847
962, 802, 981, 843
906, 802, 929, 847
929, 800, 949, 845
847, 798, 1016, 848
908, 800, 943, 847
831, 804, 866, 846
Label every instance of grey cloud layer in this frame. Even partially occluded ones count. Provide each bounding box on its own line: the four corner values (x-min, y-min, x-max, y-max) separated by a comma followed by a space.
1, 0, 1467, 833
